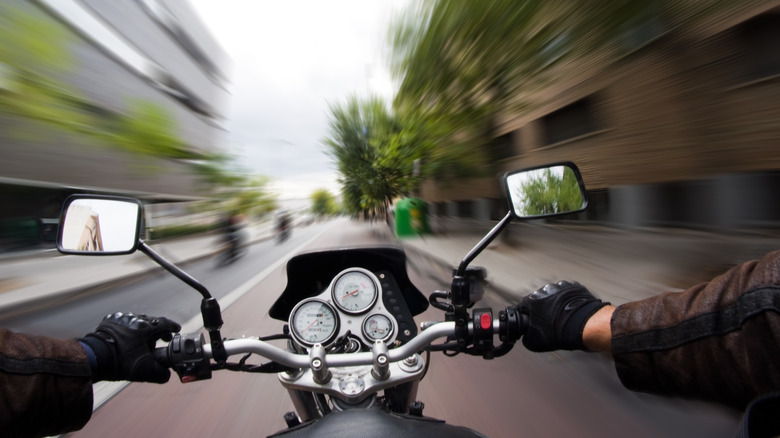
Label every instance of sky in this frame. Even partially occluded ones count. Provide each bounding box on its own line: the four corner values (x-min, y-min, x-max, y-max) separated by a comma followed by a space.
188, 1, 410, 204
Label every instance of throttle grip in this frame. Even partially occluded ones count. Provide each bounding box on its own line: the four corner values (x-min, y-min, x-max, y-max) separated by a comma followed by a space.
153, 346, 172, 367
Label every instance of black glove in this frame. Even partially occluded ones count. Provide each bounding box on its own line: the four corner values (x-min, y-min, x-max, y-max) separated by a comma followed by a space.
79, 312, 181, 383
518, 281, 608, 352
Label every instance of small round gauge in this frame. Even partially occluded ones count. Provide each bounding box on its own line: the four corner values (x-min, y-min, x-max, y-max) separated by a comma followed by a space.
290, 300, 339, 346
332, 269, 378, 314
362, 314, 394, 342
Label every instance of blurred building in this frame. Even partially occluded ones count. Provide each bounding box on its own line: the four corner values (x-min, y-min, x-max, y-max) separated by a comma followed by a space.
0, 0, 227, 250
423, 2, 780, 230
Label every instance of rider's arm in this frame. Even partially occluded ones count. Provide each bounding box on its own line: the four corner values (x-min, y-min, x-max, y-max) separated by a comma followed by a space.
582, 305, 614, 352
1, 312, 180, 437
608, 249, 780, 410
0, 328, 94, 437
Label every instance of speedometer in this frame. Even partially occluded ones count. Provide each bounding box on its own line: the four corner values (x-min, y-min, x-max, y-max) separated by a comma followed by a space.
332, 269, 379, 314
290, 300, 339, 346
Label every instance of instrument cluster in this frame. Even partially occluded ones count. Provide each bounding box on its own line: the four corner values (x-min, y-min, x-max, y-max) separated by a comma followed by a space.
289, 268, 398, 349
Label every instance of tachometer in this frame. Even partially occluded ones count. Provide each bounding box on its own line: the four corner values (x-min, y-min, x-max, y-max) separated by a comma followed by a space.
290, 300, 339, 346
332, 269, 379, 314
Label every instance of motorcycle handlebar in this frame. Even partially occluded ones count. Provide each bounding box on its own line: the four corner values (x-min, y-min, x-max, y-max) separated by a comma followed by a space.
210, 321, 457, 369
153, 305, 527, 375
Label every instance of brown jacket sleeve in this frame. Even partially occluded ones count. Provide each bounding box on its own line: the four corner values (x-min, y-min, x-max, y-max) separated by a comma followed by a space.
611, 249, 780, 411
0, 328, 93, 437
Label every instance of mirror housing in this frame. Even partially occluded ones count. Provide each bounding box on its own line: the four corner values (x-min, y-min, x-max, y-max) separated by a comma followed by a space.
504, 162, 588, 220
57, 195, 143, 255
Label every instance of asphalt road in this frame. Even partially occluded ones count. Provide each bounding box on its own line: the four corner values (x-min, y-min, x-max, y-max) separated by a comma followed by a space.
7, 218, 740, 437
0, 222, 331, 337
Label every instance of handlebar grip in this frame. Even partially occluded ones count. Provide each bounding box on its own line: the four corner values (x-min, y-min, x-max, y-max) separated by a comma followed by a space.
153, 346, 172, 367
519, 312, 529, 335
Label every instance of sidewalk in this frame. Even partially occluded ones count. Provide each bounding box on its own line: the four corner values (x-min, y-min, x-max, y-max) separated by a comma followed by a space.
398, 221, 780, 306
0, 222, 275, 317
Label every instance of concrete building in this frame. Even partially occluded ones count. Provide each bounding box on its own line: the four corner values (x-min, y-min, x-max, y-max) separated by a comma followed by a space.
422, 2, 780, 230
0, 0, 228, 249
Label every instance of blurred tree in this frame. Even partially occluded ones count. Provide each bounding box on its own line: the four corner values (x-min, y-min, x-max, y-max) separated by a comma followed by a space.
324, 95, 422, 218
219, 175, 278, 217
110, 99, 200, 160
0, 7, 95, 136
192, 153, 247, 188
515, 167, 582, 216
310, 189, 339, 216
389, 0, 725, 179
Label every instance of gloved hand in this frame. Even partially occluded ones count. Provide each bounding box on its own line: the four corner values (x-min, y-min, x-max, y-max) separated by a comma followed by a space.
79, 312, 181, 383
518, 281, 608, 352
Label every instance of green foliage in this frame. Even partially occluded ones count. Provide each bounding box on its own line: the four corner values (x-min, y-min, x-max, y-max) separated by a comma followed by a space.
0, 6, 95, 136
515, 167, 582, 216
219, 175, 278, 217
111, 100, 198, 160
324, 95, 422, 217
148, 223, 218, 240
388, 0, 723, 179
310, 189, 339, 216
389, 0, 573, 177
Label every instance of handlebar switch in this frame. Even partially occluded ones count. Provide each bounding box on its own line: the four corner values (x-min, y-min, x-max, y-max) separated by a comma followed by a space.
472, 308, 494, 354
168, 333, 212, 383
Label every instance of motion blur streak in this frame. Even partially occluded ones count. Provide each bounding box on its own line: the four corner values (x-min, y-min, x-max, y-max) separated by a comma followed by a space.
387, 0, 780, 231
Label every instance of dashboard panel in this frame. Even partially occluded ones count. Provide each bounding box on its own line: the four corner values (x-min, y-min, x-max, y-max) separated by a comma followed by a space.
288, 267, 418, 349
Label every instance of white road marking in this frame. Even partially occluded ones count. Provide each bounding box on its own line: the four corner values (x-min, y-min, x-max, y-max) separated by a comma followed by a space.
90, 221, 337, 410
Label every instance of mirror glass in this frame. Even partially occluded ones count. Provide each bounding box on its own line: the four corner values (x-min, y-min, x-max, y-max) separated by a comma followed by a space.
505, 164, 586, 218
59, 198, 140, 253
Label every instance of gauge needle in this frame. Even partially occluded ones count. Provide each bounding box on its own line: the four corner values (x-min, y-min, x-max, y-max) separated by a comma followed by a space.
342, 289, 359, 299
304, 318, 319, 332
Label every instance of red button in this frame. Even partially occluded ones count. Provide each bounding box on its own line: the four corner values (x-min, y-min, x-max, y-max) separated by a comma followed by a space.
480, 313, 491, 330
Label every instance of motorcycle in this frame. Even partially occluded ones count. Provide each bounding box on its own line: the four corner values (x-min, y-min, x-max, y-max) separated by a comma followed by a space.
56, 162, 588, 437
275, 212, 292, 244
217, 214, 248, 264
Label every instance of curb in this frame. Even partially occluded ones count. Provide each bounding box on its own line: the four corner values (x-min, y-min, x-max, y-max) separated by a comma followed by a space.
0, 233, 274, 320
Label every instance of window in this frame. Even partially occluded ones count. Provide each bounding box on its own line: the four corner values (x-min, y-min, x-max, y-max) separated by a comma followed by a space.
456, 200, 473, 218
738, 12, 780, 81
489, 133, 515, 162
541, 97, 598, 145
38, 0, 218, 118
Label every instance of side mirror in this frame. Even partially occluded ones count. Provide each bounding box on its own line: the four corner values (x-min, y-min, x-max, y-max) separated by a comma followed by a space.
57, 196, 143, 255
504, 162, 588, 219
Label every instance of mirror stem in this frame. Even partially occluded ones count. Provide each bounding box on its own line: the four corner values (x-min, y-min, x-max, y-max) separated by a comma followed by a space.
138, 241, 213, 300
456, 211, 513, 276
